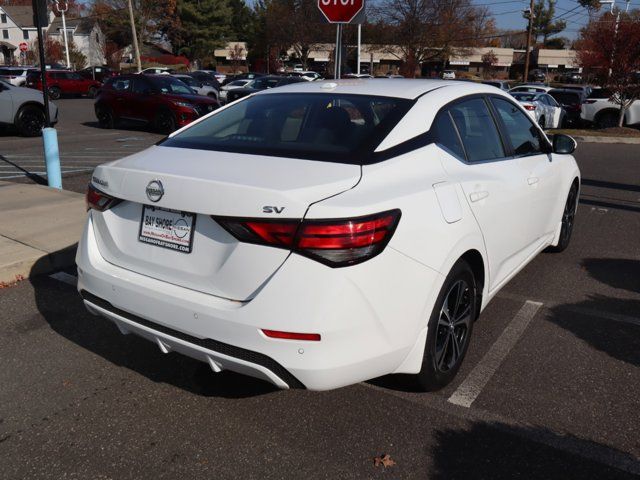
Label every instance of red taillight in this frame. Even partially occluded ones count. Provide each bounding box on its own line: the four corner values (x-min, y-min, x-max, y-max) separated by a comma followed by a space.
216, 209, 401, 267
86, 183, 120, 212
262, 329, 321, 341
583, 99, 597, 104
523, 104, 536, 111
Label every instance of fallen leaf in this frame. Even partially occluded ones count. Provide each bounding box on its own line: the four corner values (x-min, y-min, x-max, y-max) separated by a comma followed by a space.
373, 454, 396, 468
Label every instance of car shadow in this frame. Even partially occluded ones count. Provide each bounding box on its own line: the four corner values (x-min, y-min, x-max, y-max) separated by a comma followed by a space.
581, 258, 640, 294
29, 251, 279, 399
546, 257, 640, 368
429, 420, 639, 479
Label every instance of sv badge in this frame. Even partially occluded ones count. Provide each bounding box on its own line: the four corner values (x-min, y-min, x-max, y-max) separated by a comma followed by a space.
263, 206, 285, 214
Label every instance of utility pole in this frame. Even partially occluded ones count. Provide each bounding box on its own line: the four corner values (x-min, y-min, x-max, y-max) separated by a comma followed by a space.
600, 0, 631, 79
356, 23, 361, 75
523, 0, 535, 82
127, 0, 142, 72
54, 0, 71, 69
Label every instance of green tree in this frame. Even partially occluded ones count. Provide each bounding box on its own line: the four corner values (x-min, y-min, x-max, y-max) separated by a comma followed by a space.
171, 0, 233, 63
228, 0, 254, 40
532, 0, 566, 44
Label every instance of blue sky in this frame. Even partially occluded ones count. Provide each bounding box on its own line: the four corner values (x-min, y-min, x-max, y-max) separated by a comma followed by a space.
482, 0, 640, 39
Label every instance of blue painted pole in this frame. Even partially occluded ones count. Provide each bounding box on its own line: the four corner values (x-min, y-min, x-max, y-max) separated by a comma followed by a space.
42, 127, 62, 189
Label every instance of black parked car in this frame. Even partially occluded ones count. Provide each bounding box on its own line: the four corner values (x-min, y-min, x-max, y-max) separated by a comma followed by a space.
528, 69, 546, 82
548, 88, 586, 127
225, 75, 306, 102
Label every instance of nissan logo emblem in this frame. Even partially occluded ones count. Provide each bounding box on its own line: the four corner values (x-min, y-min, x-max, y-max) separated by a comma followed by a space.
146, 180, 164, 202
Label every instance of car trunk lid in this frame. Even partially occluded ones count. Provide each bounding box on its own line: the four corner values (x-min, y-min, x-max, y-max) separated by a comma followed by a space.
90, 146, 361, 301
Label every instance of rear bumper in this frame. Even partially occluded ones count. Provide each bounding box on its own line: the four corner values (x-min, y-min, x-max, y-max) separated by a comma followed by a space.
76, 213, 442, 390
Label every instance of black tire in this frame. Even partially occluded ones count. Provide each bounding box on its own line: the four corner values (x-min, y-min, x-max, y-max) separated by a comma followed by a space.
15, 104, 46, 137
88, 86, 99, 98
154, 109, 176, 134
416, 259, 477, 391
96, 105, 115, 129
546, 182, 579, 253
48, 86, 61, 100
595, 111, 618, 129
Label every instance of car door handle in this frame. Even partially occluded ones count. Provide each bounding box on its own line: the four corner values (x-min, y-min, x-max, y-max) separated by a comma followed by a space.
469, 191, 489, 203
527, 177, 539, 185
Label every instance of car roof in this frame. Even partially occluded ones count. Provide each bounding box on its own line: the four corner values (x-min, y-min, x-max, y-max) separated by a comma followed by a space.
257, 78, 498, 100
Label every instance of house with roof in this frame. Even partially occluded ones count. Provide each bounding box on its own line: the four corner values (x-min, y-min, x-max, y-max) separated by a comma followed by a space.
0, 5, 52, 65
47, 16, 106, 67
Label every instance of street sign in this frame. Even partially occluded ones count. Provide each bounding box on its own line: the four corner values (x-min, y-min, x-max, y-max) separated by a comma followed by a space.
19, 42, 28, 52
318, 0, 364, 23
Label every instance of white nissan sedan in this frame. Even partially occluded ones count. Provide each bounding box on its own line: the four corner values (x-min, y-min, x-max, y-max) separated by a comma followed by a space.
77, 79, 580, 391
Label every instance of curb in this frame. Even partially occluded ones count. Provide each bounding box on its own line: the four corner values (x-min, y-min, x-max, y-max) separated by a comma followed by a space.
573, 136, 640, 144
0, 243, 77, 285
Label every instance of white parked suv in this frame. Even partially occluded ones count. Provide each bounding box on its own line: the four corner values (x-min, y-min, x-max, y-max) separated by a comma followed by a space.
581, 87, 640, 128
77, 79, 580, 391
442, 70, 456, 80
0, 80, 58, 136
0, 67, 36, 86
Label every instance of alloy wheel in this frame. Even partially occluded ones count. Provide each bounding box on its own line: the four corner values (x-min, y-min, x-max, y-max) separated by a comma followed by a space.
435, 279, 472, 372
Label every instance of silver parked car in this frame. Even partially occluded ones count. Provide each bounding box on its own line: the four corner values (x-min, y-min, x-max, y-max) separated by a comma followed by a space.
0, 80, 58, 136
172, 74, 219, 101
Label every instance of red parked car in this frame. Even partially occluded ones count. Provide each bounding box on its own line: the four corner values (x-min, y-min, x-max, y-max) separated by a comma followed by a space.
94, 74, 220, 134
26, 70, 102, 100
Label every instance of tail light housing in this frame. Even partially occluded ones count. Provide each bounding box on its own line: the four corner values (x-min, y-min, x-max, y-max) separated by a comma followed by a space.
523, 104, 536, 111
86, 183, 120, 212
215, 209, 401, 267
583, 99, 597, 104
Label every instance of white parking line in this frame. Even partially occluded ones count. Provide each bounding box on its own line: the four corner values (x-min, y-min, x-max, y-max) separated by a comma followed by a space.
49, 272, 78, 287
448, 300, 543, 408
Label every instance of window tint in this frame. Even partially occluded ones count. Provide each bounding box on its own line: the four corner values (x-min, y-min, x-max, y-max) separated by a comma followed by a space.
588, 88, 612, 99
433, 112, 465, 159
491, 97, 542, 157
449, 98, 504, 162
161, 93, 412, 164
131, 77, 150, 94
549, 91, 580, 105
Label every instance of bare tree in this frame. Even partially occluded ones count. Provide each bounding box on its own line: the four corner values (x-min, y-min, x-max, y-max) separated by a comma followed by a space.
368, 0, 496, 77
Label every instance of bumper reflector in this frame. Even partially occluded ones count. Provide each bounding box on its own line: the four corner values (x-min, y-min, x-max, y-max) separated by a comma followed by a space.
262, 329, 321, 341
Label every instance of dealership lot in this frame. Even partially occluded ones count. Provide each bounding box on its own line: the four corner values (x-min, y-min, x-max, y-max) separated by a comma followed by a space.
1, 99, 639, 479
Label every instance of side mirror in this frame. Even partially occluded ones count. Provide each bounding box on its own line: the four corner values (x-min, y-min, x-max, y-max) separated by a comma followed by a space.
552, 134, 577, 154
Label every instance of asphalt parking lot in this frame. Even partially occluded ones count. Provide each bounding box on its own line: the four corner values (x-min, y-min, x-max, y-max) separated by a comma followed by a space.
1, 98, 639, 479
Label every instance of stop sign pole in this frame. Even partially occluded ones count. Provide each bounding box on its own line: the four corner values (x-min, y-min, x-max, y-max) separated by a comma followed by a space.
317, 0, 365, 79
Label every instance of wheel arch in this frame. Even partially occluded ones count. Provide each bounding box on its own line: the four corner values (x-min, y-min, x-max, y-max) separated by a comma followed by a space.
594, 108, 624, 125
460, 249, 485, 319
13, 101, 45, 124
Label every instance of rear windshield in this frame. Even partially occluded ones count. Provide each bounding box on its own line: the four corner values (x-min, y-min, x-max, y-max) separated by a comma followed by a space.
512, 93, 538, 102
588, 88, 612, 99
160, 93, 413, 164
149, 76, 193, 95
549, 91, 580, 104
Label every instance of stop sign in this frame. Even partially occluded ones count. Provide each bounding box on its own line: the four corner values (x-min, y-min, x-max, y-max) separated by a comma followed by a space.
318, 0, 364, 23
19, 42, 28, 52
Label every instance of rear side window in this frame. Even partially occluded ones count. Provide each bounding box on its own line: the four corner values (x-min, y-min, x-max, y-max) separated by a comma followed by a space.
491, 98, 542, 156
161, 93, 412, 164
433, 112, 465, 159
449, 98, 504, 162
111, 78, 131, 91
550, 92, 580, 105
588, 88, 612, 99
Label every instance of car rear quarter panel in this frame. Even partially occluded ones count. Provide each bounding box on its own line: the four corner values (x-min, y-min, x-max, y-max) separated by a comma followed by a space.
304, 145, 488, 373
